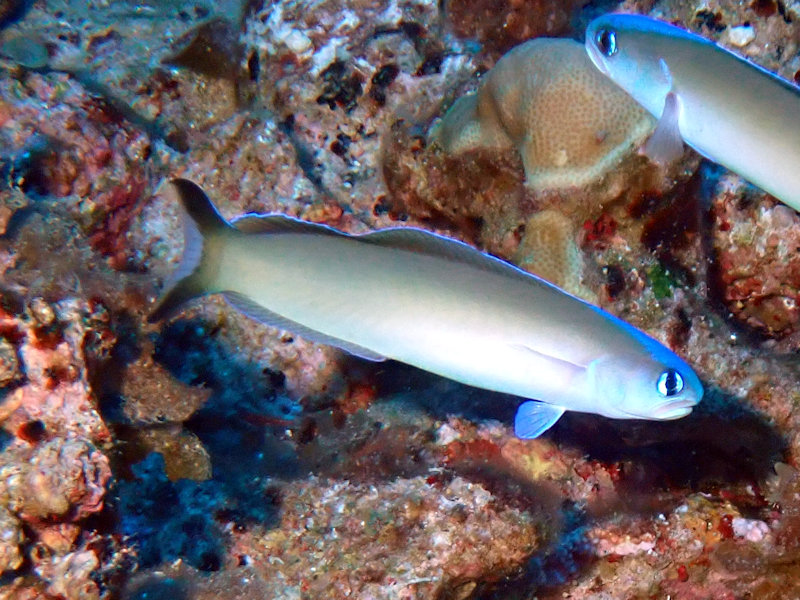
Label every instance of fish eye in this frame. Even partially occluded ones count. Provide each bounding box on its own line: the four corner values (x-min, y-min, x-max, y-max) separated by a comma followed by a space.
656, 369, 683, 397
595, 28, 618, 57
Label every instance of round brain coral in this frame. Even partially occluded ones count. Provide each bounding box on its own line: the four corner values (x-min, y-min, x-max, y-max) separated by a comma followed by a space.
432, 38, 655, 190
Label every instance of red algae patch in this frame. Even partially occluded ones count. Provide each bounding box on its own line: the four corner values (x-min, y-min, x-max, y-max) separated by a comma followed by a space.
710, 176, 800, 347
446, 0, 588, 58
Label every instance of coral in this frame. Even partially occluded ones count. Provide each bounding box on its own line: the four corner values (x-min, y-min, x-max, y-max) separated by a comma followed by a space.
4, 0, 800, 598
514, 209, 598, 302
431, 38, 655, 191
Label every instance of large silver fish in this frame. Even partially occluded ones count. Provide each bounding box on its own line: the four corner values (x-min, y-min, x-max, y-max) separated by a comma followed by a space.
151, 179, 703, 438
585, 13, 800, 212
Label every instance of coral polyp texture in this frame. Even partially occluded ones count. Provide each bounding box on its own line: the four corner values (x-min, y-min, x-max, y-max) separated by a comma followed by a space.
0, 0, 800, 597
514, 209, 597, 302
431, 38, 655, 190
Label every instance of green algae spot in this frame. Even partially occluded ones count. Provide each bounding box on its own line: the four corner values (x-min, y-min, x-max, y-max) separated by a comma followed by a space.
647, 264, 676, 299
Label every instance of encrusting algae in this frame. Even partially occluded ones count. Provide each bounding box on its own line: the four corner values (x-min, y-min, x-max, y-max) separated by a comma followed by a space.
431, 38, 655, 190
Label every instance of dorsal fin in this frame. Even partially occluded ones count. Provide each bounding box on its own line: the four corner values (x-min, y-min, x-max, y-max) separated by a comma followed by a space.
233, 213, 540, 283
357, 228, 535, 282
231, 213, 345, 235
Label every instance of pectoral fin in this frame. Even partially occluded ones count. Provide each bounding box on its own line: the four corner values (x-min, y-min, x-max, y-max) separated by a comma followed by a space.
514, 401, 566, 439
643, 91, 684, 166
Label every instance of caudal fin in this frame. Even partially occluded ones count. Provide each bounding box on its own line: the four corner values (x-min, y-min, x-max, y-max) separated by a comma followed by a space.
148, 178, 233, 322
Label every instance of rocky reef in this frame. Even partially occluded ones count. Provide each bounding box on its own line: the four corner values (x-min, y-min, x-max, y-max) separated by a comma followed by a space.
0, 0, 799, 598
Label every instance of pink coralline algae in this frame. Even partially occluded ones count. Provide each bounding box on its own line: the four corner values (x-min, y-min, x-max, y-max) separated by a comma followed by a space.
0, 296, 112, 593
1, 298, 111, 444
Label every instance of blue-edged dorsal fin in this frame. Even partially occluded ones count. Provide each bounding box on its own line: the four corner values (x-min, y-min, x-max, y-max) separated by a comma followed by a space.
514, 401, 565, 439
222, 291, 386, 362
358, 228, 534, 281
231, 213, 345, 236
232, 214, 539, 283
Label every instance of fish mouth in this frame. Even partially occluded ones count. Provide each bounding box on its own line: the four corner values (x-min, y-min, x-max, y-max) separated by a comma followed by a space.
651, 398, 697, 420
620, 397, 697, 420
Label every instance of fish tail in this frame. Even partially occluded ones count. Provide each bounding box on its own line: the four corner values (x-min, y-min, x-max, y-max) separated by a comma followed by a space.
148, 178, 233, 322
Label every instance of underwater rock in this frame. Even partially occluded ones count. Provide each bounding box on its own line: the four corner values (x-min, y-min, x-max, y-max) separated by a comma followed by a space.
235, 475, 539, 598
711, 176, 800, 346
120, 347, 211, 425
431, 38, 655, 191
8, 438, 110, 522
121, 562, 275, 600
383, 120, 527, 250
0, 338, 19, 388
5, 0, 800, 597
0, 189, 29, 236
240, 0, 468, 221
34, 548, 100, 600
131, 427, 212, 482
164, 18, 244, 81
0, 34, 49, 69
2, 298, 110, 444
446, 0, 587, 57
0, 506, 23, 574
0, 0, 27, 28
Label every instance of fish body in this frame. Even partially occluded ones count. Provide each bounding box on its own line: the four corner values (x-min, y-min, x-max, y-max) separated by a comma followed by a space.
585, 13, 800, 211
152, 179, 703, 438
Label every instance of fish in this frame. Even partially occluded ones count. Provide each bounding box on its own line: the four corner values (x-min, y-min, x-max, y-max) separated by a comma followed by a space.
585, 13, 800, 212
150, 179, 703, 438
